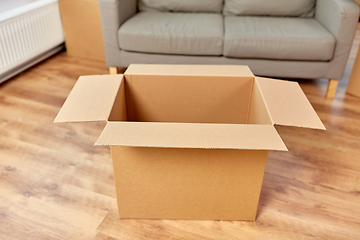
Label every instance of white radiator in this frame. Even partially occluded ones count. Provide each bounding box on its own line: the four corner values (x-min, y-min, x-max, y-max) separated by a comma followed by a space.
0, 0, 64, 81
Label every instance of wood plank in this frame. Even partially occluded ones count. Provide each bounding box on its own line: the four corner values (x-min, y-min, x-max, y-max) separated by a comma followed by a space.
0, 53, 113, 240
0, 135, 116, 240
95, 207, 358, 240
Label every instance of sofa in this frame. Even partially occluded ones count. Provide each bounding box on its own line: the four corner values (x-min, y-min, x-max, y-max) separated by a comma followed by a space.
99, 0, 359, 97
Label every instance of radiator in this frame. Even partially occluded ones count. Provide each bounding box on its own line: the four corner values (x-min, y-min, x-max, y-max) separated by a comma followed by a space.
0, 0, 64, 81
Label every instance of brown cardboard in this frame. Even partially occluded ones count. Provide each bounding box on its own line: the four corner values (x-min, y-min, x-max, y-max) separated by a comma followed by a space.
111, 147, 268, 220
95, 122, 287, 150
347, 48, 360, 97
54, 75, 123, 123
124, 68, 253, 124
248, 79, 273, 125
108, 76, 127, 122
58, 0, 106, 61
255, 77, 326, 129
124, 64, 254, 77
55, 64, 325, 221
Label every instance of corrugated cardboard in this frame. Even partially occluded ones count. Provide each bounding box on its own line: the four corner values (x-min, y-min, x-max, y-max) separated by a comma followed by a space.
58, 0, 105, 61
55, 64, 325, 221
347, 49, 360, 97
111, 147, 268, 220
54, 75, 122, 123
255, 77, 326, 129
96, 122, 287, 150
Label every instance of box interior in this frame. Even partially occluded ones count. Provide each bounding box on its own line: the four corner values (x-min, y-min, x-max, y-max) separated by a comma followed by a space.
108, 75, 272, 125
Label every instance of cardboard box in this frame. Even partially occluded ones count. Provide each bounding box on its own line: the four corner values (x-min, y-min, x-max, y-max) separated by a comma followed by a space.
58, 0, 105, 61
55, 64, 325, 221
347, 47, 360, 98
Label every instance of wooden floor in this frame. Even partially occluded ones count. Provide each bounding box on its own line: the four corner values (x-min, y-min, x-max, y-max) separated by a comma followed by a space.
1, 27, 360, 240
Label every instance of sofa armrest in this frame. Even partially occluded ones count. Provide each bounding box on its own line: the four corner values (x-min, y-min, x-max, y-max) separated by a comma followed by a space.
99, 0, 137, 67
315, 0, 359, 80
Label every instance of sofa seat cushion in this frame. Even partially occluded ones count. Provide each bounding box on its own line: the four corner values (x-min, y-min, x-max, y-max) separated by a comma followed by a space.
224, 17, 336, 61
223, 0, 315, 17
118, 12, 224, 56
139, 0, 224, 13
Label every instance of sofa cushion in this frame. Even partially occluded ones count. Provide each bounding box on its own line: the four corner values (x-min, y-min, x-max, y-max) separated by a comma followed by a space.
118, 12, 224, 56
224, 16, 336, 61
139, 0, 224, 13
223, 0, 315, 17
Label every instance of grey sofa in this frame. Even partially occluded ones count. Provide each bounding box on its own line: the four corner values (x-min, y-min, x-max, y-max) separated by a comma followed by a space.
99, 0, 359, 97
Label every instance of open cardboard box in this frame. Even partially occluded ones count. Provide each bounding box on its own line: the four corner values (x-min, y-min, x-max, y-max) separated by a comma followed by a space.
55, 64, 325, 221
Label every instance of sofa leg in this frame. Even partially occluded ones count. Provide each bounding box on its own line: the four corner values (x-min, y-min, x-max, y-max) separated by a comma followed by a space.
109, 67, 118, 75
325, 79, 338, 98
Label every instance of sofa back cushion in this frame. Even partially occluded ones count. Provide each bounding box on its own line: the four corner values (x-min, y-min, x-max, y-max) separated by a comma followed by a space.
223, 0, 316, 17
138, 0, 224, 13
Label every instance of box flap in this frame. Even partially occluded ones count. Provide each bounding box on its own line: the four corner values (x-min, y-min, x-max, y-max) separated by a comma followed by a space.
95, 122, 288, 151
255, 77, 326, 130
54, 75, 123, 123
125, 64, 255, 77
